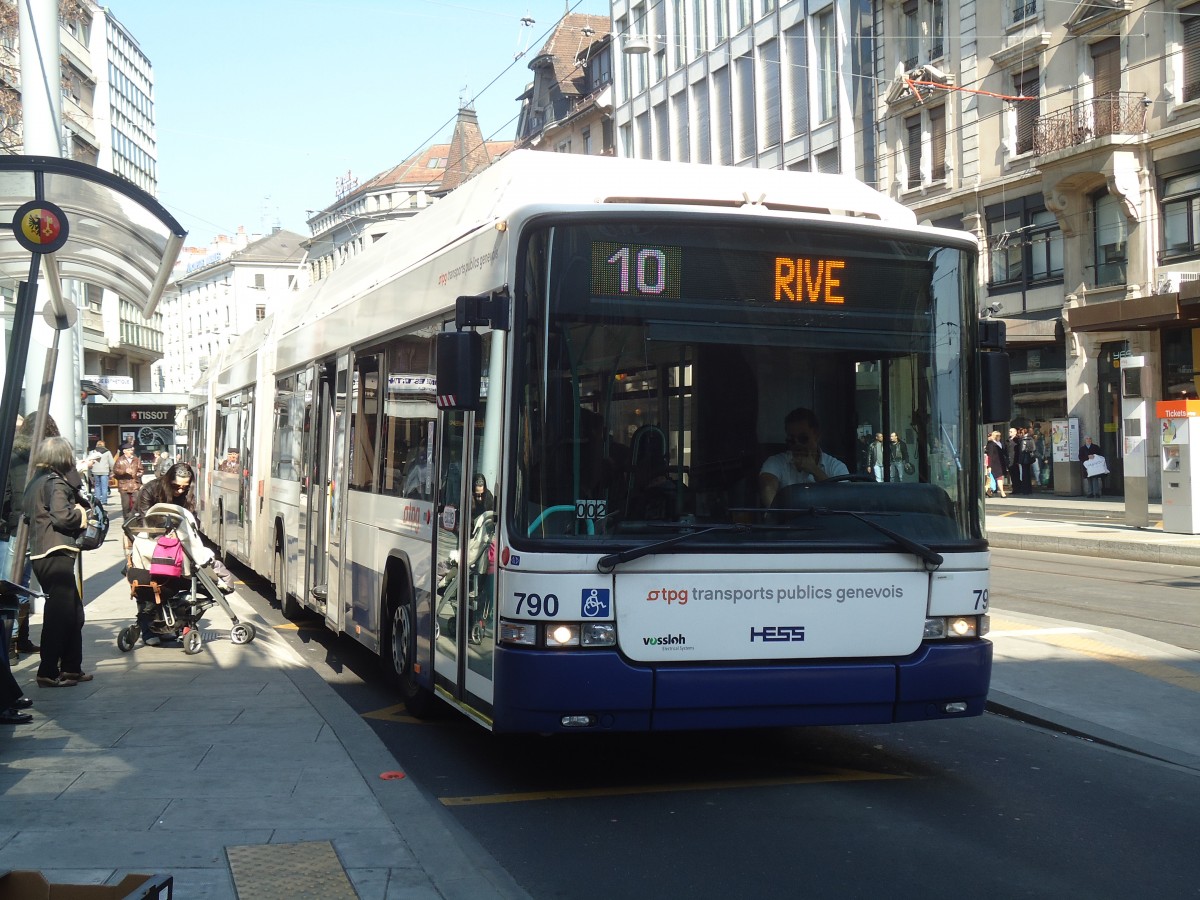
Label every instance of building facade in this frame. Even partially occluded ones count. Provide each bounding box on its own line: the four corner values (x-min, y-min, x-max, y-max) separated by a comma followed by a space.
874, 0, 1200, 499
610, 0, 877, 183
159, 229, 307, 394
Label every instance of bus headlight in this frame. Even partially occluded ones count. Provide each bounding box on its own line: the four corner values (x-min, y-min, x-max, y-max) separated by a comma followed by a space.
546, 624, 580, 647
924, 615, 988, 640
500, 620, 538, 646
581, 622, 617, 647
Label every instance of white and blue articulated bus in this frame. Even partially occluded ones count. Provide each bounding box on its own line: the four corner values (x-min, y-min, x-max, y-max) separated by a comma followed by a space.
190, 151, 1009, 732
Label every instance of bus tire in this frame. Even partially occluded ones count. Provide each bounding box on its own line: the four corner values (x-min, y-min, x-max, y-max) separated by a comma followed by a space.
382, 575, 437, 719
275, 539, 300, 619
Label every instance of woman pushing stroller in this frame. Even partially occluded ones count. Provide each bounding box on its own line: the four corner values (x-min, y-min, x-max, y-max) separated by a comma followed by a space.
131, 464, 234, 646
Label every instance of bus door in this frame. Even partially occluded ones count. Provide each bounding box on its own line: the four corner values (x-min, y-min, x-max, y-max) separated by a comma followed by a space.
233, 390, 254, 562
304, 357, 348, 630
433, 408, 470, 698
432, 328, 501, 709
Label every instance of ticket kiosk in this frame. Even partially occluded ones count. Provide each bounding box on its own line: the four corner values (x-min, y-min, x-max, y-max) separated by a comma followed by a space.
1157, 400, 1200, 534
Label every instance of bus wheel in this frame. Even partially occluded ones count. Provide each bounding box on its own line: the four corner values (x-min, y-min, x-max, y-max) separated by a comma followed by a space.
384, 594, 437, 718
275, 543, 299, 619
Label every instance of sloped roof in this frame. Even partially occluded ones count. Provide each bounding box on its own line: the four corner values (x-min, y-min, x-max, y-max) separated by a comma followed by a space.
531, 13, 611, 99
228, 228, 307, 265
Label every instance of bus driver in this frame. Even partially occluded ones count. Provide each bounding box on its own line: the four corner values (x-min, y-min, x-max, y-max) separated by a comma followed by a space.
758, 407, 848, 506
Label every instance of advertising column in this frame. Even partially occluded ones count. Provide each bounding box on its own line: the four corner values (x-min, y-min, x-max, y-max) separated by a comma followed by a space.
1051, 417, 1079, 495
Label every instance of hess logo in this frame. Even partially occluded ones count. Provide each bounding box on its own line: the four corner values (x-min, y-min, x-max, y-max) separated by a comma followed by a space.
750, 625, 806, 642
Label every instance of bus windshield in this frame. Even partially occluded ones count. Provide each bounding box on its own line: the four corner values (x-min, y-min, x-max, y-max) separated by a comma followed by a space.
512, 219, 979, 551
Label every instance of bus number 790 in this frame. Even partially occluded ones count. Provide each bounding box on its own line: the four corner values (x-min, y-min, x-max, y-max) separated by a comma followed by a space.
514, 592, 560, 617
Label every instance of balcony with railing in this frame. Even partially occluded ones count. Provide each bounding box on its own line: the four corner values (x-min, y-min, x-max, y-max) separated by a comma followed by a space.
1033, 93, 1148, 156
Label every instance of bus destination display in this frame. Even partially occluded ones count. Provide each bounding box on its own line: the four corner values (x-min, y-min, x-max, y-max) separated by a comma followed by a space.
591, 241, 861, 307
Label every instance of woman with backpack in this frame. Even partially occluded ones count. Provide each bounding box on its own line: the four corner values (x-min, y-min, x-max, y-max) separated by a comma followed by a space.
25, 437, 91, 687
132, 464, 234, 646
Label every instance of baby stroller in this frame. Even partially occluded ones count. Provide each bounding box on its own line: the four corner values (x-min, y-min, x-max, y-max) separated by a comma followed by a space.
434, 511, 495, 645
116, 503, 257, 655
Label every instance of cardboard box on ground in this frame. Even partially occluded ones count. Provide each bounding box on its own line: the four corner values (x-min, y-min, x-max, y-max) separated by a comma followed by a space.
0, 871, 172, 899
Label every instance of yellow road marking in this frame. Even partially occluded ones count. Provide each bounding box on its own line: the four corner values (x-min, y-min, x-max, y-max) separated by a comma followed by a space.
991, 616, 1200, 694
361, 702, 426, 725
440, 767, 907, 806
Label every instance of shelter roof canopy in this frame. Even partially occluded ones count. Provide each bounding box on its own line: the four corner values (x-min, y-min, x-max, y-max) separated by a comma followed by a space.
0, 156, 185, 317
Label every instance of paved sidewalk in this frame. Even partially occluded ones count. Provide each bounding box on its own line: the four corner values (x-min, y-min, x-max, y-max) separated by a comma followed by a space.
0, 526, 529, 899
985, 494, 1200, 772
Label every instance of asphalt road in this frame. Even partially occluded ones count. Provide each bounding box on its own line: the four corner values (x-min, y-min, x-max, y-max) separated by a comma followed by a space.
228, 553, 1200, 899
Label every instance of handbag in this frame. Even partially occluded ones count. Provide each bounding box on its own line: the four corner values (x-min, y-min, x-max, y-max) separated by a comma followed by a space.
75, 494, 110, 551
1083, 455, 1109, 477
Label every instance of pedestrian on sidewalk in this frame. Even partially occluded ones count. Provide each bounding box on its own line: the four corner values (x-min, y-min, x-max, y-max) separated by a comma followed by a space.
113, 442, 143, 521
89, 440, 114, 505
25, 436, 92, 688
985, 430, 1008, 497
1, 411, 64, 657
1079, 435, 1106, 498
0, 616, 33, 723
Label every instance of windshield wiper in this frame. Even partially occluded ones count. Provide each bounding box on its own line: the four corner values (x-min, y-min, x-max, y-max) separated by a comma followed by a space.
596, 523, 750, 573
780, 506, 943, 569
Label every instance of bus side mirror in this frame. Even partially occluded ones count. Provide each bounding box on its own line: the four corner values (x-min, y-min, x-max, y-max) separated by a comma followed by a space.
978, 319, 1010, 423
435, 331, 481, 411
981, 352, 1011, 424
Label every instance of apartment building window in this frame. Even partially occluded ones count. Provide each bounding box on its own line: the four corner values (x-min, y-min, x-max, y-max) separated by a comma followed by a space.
671, 0, 687, 70
736, 0, 752, 31
558, 140, 572, 153
759, 38, 781, 149
905, 115, 922, 189
930, 0, 944, 60
583, 128, 593, 155
901, 104, 946, 189
637, 111, 652, 158
713, 0, 728, 44
734, 54, 756, 161
816, 149, 840, 174
655, 102, 670, 160
783, 23, 808, 139
1013, 0, 1037, 24
986, 198, 1063, 293
903, 0, 919, 69
690, 0, 707, 59
714, 66, 733, 164
692, 79, 711, 163
761, 0, 776, 13
672, 90, 690, 161
1163, 170, 1200, 258
590, 45, 612, 90
816, 9, 837, 123
1093, 191, 1127, 287
653, 0, 668, 81
1014, 68, 1040, 155
1183, 3, 1200, 102
929, 105, 946, 180
254, 274, 265, 289
255, 305, 266, 321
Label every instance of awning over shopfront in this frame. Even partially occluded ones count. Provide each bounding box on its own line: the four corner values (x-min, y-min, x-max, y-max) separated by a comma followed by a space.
1065, 284, 1200, 333
0, 156, 185, 317
995, 315, 1062, 343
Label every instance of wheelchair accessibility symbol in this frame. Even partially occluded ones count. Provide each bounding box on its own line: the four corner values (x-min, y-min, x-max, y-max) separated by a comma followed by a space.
581, 588, 610, 618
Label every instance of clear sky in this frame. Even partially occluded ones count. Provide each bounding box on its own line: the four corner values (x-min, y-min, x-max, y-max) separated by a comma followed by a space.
108, 0, 596, 246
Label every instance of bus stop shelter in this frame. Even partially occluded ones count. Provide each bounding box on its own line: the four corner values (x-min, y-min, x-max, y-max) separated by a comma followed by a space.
0, 155, 185, 537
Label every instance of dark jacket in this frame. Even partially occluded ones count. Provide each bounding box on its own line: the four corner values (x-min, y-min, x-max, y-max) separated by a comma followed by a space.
1079, 440, 1101, 462
24, 469, 86, 560
0, 436, 32, 538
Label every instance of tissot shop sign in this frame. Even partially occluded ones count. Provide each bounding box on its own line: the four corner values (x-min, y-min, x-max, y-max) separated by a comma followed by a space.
87, 405, 174, 425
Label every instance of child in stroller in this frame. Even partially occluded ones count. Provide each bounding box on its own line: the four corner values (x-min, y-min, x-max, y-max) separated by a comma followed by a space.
116, 503, 256, 655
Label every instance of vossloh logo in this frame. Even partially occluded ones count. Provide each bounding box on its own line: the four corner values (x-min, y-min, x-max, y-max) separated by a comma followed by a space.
643, 633, 686, 646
